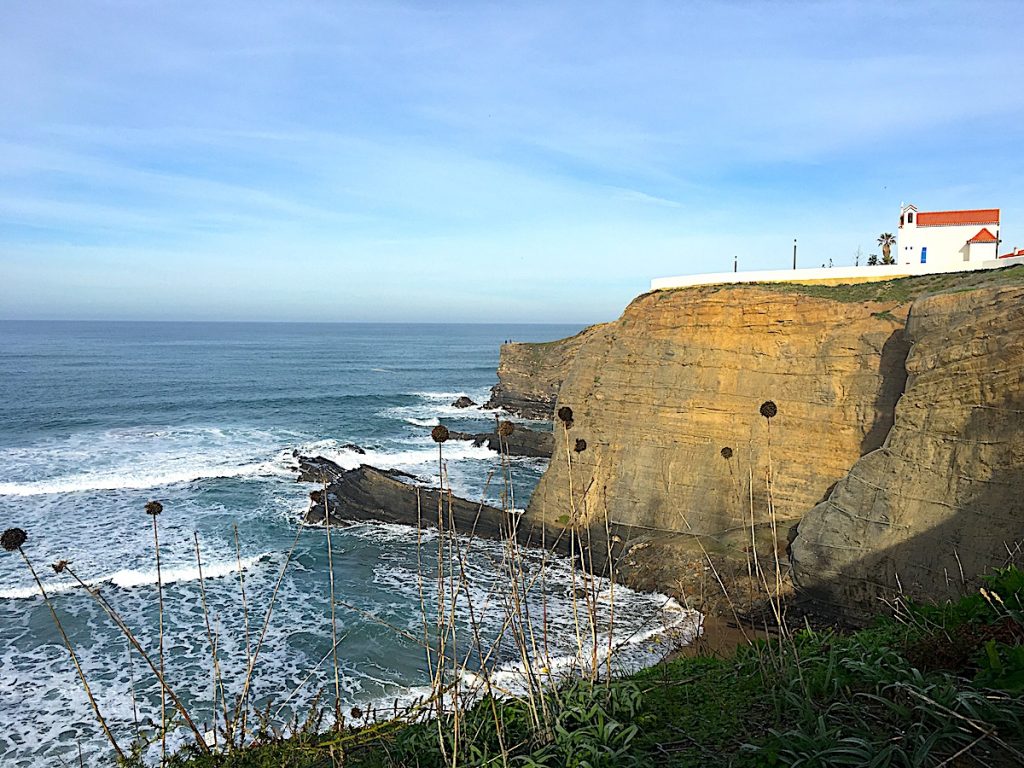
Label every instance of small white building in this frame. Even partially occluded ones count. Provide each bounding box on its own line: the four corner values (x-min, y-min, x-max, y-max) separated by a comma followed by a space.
649, 202, 1021, 292
897, 203, 1000, 267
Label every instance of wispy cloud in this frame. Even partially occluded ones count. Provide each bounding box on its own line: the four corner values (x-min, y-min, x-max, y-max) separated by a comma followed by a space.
1, 1, 1023, 321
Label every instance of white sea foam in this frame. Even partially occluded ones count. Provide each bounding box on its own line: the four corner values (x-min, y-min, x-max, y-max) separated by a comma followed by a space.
293, 437, 498, 474
0, 425, 293, 497
404, 417, 440, 427
0, 461, 285, 497
382, 388, 499, 426
0, 553, 271, 600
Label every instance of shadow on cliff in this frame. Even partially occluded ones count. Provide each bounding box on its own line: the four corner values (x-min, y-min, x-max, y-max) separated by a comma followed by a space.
859, 327, 910, 456
797, 397, 1024, 624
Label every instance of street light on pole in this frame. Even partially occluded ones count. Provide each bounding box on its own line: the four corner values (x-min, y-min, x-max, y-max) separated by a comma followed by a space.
793, 238, 797, 270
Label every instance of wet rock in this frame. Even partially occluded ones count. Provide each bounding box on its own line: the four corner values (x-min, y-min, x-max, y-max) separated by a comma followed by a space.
295, 455, 347, 484
451, 396, 477, 409
446, 427, 554, 458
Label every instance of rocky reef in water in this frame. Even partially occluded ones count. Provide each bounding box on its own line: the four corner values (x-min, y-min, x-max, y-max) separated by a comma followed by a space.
446, 427, 553, 458
294, 457, 612, 569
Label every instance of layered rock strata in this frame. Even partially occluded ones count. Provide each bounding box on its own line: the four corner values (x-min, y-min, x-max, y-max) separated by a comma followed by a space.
527, 285, 911, 551
791, 286, 1024, 617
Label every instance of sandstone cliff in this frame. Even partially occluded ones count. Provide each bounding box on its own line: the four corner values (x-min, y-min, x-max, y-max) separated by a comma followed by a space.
485, 325, 604, 419
527, 285, 911, 547
503, 267, 1024, 613
791, 284, 1024, 618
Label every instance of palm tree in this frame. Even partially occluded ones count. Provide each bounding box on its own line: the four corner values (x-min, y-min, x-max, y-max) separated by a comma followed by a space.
877, 233, 896, 263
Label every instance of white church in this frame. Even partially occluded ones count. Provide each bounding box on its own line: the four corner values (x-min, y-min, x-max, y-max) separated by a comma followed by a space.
896, 203, 1000, 267
650, 202, 1022, 291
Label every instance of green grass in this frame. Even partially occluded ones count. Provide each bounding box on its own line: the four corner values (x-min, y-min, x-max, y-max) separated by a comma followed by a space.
165, 567, 1024, 767
638, 263, 1024, 307
754, 263, 1024, 304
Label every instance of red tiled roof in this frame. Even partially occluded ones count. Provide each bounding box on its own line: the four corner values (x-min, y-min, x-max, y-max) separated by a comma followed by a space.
968, 228, 998, 243
917, 208, 1000, 227
999, 249, 1024, 259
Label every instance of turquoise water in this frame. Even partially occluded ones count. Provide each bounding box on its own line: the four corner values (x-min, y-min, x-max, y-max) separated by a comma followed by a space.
0, 321, 695, 766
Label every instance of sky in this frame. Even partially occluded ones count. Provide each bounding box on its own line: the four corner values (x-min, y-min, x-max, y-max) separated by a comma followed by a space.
2, 1, 1023, 323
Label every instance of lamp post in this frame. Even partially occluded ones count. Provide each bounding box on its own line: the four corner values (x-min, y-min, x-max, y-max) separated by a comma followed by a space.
793, 238, 797, 270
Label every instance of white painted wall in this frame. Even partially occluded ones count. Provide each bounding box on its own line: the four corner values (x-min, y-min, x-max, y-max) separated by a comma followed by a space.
896, 203, 999, 268
967, 241, 998, 261
648, 258, 1019, 292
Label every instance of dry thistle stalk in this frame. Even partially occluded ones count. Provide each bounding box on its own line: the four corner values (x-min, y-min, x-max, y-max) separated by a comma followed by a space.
144, 501, 168, 764
1, 527, 27, 551
2, 528, 126, 761
557, 406, 574, 428
720, 446, 733, 460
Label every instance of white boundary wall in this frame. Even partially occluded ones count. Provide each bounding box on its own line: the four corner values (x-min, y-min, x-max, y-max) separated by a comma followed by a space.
650, 257, 1024, 291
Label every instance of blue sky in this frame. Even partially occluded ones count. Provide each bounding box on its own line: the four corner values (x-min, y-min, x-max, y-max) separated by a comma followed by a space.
2, 1, 1023, 322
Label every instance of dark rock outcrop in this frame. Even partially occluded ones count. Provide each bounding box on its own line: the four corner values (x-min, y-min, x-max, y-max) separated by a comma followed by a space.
447, 427, 554, 458
295, 454, 348, 484
299, 464, 593, 563
451, 396, 476, 409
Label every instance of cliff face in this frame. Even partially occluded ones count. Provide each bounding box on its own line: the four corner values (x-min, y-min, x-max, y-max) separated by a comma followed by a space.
791, 285, 1024, 617
500, 268, 1024, 613
485, 325, 604, 419
526, 285, 911, 547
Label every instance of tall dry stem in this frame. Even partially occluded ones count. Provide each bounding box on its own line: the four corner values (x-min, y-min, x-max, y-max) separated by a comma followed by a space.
231, 515, 307, 742
58, 563, 210, 752
323, 480, 343, 729
145, 502, 167, 765
2, 536, 126, 762
193, 532, 228, 747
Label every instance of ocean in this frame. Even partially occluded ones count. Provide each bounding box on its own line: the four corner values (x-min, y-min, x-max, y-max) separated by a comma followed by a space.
0, 321, 697, 766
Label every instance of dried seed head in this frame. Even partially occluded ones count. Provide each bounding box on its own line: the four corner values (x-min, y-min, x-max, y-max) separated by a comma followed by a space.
309, 490, 323, 503
144, 500, 163, 516
350, 706, 363, 720
51, 560, 70, 574
574, 438, 587, 453
1, 528, 27, 552
759, 400, 778, 419
720, 447, 733, 460
497, 420, 515, 438
431, 425, 450, 443
557, 406, 574, 427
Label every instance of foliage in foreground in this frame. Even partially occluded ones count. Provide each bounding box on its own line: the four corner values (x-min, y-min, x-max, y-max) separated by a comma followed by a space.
165, 567, 1024, 767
